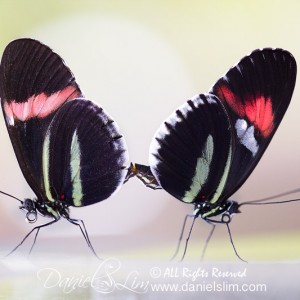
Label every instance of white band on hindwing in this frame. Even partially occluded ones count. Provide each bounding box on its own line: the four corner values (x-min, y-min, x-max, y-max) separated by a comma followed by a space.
209, 138, 232, 204
70, 130, 83, 206
42, 128, 83, 206
182, 135, 214, 203
42, 131, 59, 217
43, 130, 54, 202
182, 133, 232, 205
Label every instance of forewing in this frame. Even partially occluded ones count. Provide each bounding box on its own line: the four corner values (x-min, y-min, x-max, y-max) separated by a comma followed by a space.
211, 48, 296, 199
149, 94, 233, 205
0, 38, 82, 199
43, 99, 129, 207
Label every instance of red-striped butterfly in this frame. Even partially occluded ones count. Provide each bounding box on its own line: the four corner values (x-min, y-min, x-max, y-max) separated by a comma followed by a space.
0, 38, 129, 257
126, 48, 297, 261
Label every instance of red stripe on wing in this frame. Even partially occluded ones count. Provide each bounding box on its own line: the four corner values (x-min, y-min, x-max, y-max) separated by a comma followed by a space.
216, 85, 274, 137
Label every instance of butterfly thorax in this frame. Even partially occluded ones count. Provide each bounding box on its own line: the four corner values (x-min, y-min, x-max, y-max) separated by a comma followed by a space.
194, 199, 240, 223
20, 198, 70, 223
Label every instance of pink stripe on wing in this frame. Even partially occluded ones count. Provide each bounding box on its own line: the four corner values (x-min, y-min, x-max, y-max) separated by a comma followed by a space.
38, 86, 80, 118
3, 86, 81, 125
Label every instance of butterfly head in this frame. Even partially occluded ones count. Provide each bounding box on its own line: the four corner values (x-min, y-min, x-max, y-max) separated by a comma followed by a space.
19, 198, 38, 223
219, 200, 241, 223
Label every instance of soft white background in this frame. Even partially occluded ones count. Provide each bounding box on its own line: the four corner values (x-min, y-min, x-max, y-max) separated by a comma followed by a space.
0, 1, 299, 259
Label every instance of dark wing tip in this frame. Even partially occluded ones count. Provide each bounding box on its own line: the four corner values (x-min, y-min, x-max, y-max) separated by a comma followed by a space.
236, 47, 296, 77
0, 38, 82, 102
225, 47, 296, 75
4, 38, 51, 50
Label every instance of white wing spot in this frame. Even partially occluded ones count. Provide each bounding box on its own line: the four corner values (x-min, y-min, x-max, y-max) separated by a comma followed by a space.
235, 119, 259, 156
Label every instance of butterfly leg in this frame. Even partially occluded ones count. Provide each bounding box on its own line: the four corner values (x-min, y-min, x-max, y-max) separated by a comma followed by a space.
124, 163, 161, 189
29, 227, 40, 255
4, 218, 58, 257
67, 217, 100, 260
123, 163, 136, 184
170, 213, 195, 261
203, 216, 247, 262
225, 223, 247, 263
179, 215, 197, 262
200, 221, 216, 261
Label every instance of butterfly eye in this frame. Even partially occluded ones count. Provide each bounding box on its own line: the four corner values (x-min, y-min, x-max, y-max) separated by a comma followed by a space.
221, 213, 231, 224
26, 211, 37, 223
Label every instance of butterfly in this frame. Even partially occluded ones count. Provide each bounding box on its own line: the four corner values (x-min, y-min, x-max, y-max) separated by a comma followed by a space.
0, 38, 129, 256
125, 48, 297, 260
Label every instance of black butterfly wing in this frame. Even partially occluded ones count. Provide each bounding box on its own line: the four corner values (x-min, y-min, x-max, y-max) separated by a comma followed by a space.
210, 48, 297, 200
149, 94, 233, 205
43, 99, 128, 206
0, 38, 82, 200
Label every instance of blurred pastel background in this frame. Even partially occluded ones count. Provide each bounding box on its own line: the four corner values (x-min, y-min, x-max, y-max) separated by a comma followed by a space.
0, 1, 300, 299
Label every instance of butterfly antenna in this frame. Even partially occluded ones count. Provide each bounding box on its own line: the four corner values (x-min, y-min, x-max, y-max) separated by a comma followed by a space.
180, 215, 197, 262
0, 190, 23, 203
200, 222, 216, 261
239, 188, 300, 207
170, 214, 194, 261
240, 198, 300, 208
226, 223, 247, 263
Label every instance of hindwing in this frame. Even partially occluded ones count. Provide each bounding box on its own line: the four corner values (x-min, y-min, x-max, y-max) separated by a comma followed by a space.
149, 94, 233, 204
